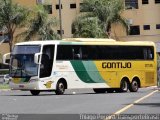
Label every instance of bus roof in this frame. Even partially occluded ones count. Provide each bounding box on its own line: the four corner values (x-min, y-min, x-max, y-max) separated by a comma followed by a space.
15, 38, 155, 46
62, 38, 116, 42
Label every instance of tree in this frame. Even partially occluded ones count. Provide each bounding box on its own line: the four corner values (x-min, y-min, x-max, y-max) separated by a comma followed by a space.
72, 0, 128, 38
0, 0, 30, 52
19, 5, 60, 41
72, 15, 106, 38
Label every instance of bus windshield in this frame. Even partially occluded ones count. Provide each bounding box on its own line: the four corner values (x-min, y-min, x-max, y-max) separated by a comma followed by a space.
11, 45, 41, 78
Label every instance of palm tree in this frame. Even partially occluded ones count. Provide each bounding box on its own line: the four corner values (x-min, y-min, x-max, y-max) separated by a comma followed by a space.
0, 0, 30, 52
19, 5, 60, 41
72, 15, 106, 38
72, 0, 128, 38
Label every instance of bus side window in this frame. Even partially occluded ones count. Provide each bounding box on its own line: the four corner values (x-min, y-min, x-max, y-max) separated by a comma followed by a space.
143, 47, 154, 60
143, 48, 148, 60
148, 49, 153, 59
72, 46, 82, 60
87, 46, 98, 60
57, 45, 73, 60
81, 46, 89, 60
74, 54, 81, 59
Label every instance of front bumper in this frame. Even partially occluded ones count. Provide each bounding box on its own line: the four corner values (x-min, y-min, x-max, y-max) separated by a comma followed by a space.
9, 81, 40, 90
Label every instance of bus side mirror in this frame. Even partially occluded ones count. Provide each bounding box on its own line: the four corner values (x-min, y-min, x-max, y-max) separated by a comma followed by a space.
34, 53, 42, 64
3, 53, 10, 65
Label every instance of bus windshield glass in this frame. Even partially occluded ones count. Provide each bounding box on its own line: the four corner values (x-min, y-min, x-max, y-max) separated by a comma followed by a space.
11, 45, 41, 78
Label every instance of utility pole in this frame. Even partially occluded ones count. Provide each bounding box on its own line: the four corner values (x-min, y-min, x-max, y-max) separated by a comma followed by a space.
59, 0, 63, 39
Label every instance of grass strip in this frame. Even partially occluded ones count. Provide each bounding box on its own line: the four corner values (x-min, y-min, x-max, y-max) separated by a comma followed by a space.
0, 84, 10, 89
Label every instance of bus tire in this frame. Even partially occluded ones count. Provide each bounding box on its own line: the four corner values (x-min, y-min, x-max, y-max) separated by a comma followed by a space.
93, 88, 106, 93
129, 80, 139, 92
55, 80, 65, 95
30, 90, 40, 96
119, 79, 129, 92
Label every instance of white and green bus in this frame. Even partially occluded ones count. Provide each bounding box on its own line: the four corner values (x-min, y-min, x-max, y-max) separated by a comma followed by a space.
3, 38, 157, 95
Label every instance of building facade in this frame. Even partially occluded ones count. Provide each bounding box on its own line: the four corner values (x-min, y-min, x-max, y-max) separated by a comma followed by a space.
14, 0, 82, 38
13, 0, 160, 42
0, 0, 160, 64
120, 0, 160, 42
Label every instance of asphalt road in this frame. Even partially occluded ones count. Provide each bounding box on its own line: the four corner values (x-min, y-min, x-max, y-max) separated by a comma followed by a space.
0, 87, 159, 120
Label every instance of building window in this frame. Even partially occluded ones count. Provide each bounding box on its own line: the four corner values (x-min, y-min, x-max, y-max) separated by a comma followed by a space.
156, 24, 160, 29
57, 30, 64, 34
70, 4, 76, 9
142, 0, 149, 4
143, 25, 150, 30
125, 0, 138, 9
155, 0, 160, 3
43, 5, 52, 14
129, 26, 140, 35
56, 4, 63, 9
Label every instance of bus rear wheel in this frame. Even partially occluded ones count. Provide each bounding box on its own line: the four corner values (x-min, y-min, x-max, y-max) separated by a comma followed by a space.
119, 79, 129, 92
129, 80, 139, 92
55, 81, 65, 95
93, 88, 106, 93
30, 90, 40, 96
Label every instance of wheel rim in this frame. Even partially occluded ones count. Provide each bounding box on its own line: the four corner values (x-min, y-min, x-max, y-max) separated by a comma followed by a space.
59, 83, 64, 92
132, 81, 138, 91
121, 81, 128, 91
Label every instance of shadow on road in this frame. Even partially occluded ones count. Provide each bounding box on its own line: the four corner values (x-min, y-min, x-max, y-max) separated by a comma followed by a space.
134, 103, 160, 107
0, 91, 126, 96
0, 92, 105, 97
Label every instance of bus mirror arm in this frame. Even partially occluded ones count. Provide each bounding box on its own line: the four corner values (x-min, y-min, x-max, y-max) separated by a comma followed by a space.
3, 53, 10, 65
34, 53, 42, 64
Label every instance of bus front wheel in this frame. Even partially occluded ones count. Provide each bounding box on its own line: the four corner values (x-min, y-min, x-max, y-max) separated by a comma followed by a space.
30, 90, 40, 96
55, 81, 65, 95
129, 80, 139, 92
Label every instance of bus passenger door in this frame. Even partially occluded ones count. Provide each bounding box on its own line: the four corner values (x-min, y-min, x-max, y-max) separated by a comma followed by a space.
40, 45, 54, 78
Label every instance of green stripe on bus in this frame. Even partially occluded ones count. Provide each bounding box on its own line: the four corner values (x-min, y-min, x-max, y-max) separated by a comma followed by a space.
71, 61, 105, 83
70, 61, 96, 83
82, 61, 105, 83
